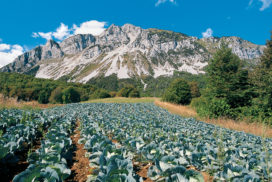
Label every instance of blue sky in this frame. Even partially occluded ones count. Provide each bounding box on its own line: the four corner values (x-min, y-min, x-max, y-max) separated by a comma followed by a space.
0, 0, 271, 67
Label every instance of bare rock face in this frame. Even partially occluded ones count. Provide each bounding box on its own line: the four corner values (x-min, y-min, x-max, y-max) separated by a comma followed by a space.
0, 24, 265, 83
42, 39, 64, 59
60, 34, 96, 55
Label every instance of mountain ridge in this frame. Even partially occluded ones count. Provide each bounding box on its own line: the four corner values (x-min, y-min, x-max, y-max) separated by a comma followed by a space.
0, 24, 265, 83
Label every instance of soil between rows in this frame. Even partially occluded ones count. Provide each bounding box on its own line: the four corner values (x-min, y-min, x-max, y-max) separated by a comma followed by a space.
66, 121, 91, 182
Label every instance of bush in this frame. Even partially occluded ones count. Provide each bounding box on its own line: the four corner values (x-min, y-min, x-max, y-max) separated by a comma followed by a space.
189, 82, 201, 98
117, 85, 139, 98
62, 87, 81, 104
109, 91, 117, 98
190, 97, 209, 117
49, 87, 63, 103
207, 98, 233, 118
38, 91, 50, 104
191, 97, 236, 119
90, 89, 111, 99
129, 89, 140, 98
162, 79, 192, 105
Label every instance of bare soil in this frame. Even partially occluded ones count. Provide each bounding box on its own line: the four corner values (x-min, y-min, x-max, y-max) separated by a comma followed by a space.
133, 162, 153, 182
66, 122, 91, 182
187, 166, 213, 182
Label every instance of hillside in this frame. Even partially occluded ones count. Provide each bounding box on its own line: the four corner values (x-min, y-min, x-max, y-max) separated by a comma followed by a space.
0, 24, 264, 83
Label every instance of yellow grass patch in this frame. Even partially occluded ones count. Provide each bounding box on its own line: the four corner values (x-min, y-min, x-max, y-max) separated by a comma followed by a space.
0, 94, 61, 109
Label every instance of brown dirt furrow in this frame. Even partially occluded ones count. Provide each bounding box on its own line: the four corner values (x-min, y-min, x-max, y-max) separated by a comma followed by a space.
133, 162, 153, 182
66, 121, 91, 182
187, 166, 213, 182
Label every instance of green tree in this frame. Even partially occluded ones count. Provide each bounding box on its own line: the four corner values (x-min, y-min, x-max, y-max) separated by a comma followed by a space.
117, 85, 135, 97
162, 78, 192, 105
49, 87, 63, 103
38, 91, 50, 104
189, 81, 201, 98
62, 87, 81, 104
129, 88, 140, 98
90, 89, 111, 99
255, 32, 272, 116
205, 44, 252, 118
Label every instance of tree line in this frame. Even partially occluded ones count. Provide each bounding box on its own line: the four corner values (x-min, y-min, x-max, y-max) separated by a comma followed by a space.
0, 73, 141, 104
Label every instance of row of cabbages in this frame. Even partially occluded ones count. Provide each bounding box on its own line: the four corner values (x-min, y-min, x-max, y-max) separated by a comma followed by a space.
78, 114, 143, 182
0, 109, 57, 168
77, 103, 272, 182
0, 109, 29, 131
12, 107, 77, 182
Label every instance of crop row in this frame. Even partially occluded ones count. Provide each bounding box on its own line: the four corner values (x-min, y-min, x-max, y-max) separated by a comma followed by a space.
77, 103, 272, 181
12, 107, 77, 181
0, 109, 58, 172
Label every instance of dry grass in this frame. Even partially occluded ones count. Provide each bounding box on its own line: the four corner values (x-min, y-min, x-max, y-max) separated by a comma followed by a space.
0, 94, 61, 110
155, 100, 197, 118
155, 100, 272, 138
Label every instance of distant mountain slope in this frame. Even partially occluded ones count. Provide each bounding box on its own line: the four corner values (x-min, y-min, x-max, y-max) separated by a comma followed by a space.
0, 24, 265, 83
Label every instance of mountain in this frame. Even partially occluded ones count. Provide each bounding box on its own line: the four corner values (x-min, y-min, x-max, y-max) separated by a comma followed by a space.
0, 24, 265, 83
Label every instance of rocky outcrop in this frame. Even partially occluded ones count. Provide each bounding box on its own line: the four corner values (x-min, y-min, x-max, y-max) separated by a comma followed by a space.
0, 24, 265, 83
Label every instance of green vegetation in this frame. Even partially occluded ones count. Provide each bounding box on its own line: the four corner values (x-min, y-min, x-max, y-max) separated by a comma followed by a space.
117, 85, 140, 98
148, 28, 187, 42
90, 89, 111, 99
62, 87, 81, 104
197, 44, 253, 118
162, 78, 192, 105
0, 72, 96, 104
253, 32, 272, 119
189, 33, 272, 123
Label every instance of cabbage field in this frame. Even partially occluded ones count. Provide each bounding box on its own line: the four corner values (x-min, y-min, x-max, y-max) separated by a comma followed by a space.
0, 103, 272, 182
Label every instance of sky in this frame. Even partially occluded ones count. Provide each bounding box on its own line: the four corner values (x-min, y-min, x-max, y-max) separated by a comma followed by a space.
0, 0, 271, 67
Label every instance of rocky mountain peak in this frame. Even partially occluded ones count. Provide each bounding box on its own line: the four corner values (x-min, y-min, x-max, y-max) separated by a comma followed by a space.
0, 23, 265, 83
60, 34, 96, 55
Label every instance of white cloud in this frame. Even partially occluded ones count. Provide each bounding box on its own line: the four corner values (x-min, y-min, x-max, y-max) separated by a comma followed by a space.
32, 20, 107, 41
73, 20, 106, 36
0, 44, 11, 51
155, 0, 176, 6
248, 0, 254, 6
248, 0, 272, 11
202, 28, 213, 38
259, 0, 272, 10
37, 32, 53, 40
32, 32, 39, 38
0, 44, 24, 68
52, 23, 71, 40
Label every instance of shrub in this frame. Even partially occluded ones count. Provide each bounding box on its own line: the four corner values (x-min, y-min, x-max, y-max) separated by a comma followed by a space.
49, 87, 63, 103
62, 87, 81, 104
129, 89, 140, 98
38, 91, 50, 104
189, 82, 201, 98
109, 91, 117, 98
191, 97, 235, 119
162, 78, 192, 105
90, 89, 111, 99
207, 98, 233, 119
117, 85, 137, 98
